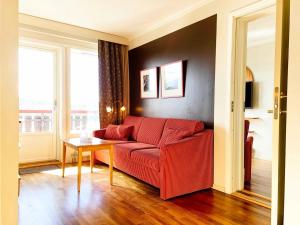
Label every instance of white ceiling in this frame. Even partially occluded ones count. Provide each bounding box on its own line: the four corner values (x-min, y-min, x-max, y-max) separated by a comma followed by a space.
19, 0, 210, 40
247, 14, 276, 47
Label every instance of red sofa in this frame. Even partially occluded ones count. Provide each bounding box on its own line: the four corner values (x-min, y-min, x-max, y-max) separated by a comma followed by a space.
244, 120, 254, 184
93, 116, 214, 200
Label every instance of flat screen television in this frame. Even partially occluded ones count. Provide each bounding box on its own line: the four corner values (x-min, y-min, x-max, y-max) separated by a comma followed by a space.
245, 81, 253, 108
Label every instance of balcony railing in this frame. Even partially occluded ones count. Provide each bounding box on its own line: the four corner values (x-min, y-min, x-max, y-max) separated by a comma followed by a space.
70, 110, 98, 132
19, 109, 99, 133
19, 110, 52, 133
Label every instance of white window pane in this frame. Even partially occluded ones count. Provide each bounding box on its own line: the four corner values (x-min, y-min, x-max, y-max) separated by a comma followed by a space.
70, 49, 99, 132
19, 47, 54, 133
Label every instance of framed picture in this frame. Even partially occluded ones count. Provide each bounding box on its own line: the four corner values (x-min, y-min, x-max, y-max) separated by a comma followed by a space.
140, 67, 158, 99
161, 61, 183, 98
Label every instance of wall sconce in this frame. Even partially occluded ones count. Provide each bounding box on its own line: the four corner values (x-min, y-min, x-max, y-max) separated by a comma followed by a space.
120, 106, 126, 112
106, 105, 126, 113
105, 102, 126, 124
106, 106, 112, 113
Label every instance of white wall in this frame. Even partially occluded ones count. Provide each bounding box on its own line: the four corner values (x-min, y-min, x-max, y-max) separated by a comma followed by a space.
284, 0, 300, 224
0, 0, 19, 224
245, 42, 275, 161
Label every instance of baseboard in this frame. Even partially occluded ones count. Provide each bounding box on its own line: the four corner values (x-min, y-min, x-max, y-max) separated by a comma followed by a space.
212, 184, 225, 192
232, 191, 271, 209
19, 160, 60, 169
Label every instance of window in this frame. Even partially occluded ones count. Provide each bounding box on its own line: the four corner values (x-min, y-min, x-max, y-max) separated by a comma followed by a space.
19, 46, 55, 133
70, 49, 99, 133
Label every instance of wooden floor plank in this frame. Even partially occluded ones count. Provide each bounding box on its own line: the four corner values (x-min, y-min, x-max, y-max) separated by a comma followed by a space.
19, 164, 271, 225
244, 158, 272, 198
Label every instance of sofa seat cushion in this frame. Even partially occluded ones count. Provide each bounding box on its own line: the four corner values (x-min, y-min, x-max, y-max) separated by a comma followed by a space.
164, 118, 205, 134
130, 148, 160, 172
114, 142, 156, 160
136, 117, 166, 146
123, 116, 144, 140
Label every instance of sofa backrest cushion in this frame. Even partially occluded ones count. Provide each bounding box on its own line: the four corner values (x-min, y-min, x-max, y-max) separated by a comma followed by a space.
158, 128, 193, 148
137, 117, 167, 146
123, 116, 144, 140
104, 124, 134, 141
164, 118, 205, 134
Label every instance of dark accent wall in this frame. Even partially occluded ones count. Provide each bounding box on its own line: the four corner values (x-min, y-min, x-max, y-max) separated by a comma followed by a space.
129, 15, 217, 128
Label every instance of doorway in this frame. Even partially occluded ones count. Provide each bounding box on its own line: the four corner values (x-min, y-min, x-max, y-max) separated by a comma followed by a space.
231, 2, 290, 224
18, 44, 58, 163
243, 13, 276, 200
232, 7, 276, 207
232, 2, 277, 204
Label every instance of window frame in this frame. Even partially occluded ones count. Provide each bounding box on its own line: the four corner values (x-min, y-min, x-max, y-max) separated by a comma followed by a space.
19, 32, 98, 161
66, 47, 99, 137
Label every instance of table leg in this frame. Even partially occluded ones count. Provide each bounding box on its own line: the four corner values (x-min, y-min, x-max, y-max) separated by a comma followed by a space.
62, 143, 66, 177
77, 148, 83, 192
109, 145, 114, 185
90, 151, 94, 173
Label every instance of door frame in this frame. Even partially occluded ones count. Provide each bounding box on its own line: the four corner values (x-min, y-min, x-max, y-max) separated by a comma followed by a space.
19, 40, 62, 162
229, 0, 287, 225
231, 4, 276, 193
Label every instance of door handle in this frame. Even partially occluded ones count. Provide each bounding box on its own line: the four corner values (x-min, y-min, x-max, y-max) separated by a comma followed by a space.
280, 92, 287, 115
274, 87, 279, 119
274, 87, 287, 119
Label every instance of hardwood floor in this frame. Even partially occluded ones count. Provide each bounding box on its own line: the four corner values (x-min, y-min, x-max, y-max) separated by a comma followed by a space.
19, 164, 271, 225
244, 158, 272, 198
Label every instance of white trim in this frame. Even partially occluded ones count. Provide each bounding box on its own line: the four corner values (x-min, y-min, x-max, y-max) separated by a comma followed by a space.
19, 29, 97, 51
212, 184, 225, 192
230, 0, 275, 17
65, 48, 71, 141
232, 16, 248, 192
19, 13, 129, 46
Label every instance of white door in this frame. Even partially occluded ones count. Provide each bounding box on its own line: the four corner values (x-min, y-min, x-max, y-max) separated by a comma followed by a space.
19, 45, 58, 163
271, 0, 289, 224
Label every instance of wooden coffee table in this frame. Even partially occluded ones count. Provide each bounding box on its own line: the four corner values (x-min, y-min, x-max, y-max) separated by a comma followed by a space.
61, 137, 124, 192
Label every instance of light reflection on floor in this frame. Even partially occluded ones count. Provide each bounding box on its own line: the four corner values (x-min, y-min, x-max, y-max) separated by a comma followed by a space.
41, 166, 103, 176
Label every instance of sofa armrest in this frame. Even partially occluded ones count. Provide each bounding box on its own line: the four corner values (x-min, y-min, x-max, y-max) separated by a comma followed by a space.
93, 129, 106, 139
159, 129, 214, 199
